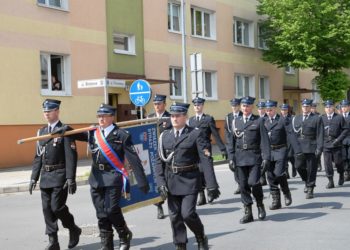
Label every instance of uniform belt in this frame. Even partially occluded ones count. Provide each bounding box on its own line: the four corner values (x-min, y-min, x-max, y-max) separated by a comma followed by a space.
271, 144, 287, 149
93, 163, 114, 171
238, 144, 260, 150
168, 164, 198, 174
43, 164, 65, 172
298, 134, 316, 140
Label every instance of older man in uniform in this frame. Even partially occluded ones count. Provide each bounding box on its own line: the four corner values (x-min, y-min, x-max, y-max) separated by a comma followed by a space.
341, 99, 350, 181
29, 99, 81, 250
188, 97, 227, 205
292, 99, 324, 199
264, 100, 303, 209
147, 94, 172, 219
156, 102, 220, 250
321, 100, 348, 188
225, 98, 243, 195
229, 96, 270, 223
75, 104, 149, 250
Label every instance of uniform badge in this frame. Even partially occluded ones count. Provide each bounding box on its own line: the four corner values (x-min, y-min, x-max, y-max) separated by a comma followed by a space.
70, 141, 76, 150
203, 148, 211, 157
53, 138, 58, 147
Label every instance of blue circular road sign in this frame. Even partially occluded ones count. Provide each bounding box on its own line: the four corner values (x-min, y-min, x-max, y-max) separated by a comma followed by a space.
129, 79, 152, 107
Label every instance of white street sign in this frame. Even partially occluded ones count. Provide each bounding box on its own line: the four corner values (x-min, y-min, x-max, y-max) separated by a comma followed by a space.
77, 78, 125, 88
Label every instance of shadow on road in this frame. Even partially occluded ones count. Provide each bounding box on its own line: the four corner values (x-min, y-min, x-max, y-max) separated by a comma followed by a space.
266, 211, 327, 222
197, 206, 240, 215
213, 197, 241, 205
290, 201, 343, 209
139, 230, 243, 249
314, 191, 350, 198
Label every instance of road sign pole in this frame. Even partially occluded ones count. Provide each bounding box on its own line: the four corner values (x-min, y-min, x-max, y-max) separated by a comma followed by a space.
103, 78, 109, 104
181, 0, 187, 103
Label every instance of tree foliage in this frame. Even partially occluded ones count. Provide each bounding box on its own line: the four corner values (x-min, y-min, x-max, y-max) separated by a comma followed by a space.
257, 0, 350, 100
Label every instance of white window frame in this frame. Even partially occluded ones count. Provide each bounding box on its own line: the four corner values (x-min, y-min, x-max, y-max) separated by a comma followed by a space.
168, 1, 182, 33
202, 71, 217, 100
257, 23, 268, 50
233, 18, 254, 48
312, 80, 321, 104
259, 76, 270, 100
169, 67, 183, 99
191, 6, 216, 40
235, 74, 255, 98
285, 65, 295, 74
113, 33, 136, 56
40, 52, 71, 96
37, 0, 69, 11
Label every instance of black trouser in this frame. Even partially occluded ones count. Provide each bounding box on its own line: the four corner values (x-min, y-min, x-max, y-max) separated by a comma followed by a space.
90, 186, 126, 233
324, 148, 344, 177
236, 165, 264, 205
295, 153, 318, 187
342, 145, 350, 171
41, 187, 75, 235
267, 158, 290, 194
167, 193, 204, 244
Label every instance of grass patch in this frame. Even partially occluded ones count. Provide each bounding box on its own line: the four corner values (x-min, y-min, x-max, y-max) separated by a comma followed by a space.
212, 154, 226, 162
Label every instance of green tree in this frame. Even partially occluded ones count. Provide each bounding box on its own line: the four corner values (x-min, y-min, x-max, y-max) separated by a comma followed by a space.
257, 0, 350, 101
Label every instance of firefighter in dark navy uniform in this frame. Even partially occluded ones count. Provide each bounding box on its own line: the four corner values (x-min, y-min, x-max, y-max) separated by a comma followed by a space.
188, 97, 227, 206
147, 94, 172, 219
311, 102, 323, 172
264, 100, 303, 209
320, 100, 348, 188
292, 99, 324, 199
156, 102, 220, 250
224, 98, 243, 195
256, 101, 268, 186
73, 104, 149, 250
229, 96, 270, 224
29, 99, 81, 250
340, 99, 350, 181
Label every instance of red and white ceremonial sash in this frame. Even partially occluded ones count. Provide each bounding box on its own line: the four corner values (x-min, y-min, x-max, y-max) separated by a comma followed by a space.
95, 127, 129, 195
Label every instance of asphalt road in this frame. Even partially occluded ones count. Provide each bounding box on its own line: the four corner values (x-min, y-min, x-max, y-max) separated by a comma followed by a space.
1, 164, 349, 250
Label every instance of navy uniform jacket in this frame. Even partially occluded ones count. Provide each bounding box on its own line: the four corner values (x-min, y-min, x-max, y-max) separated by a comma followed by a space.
188, 114, 226, 152
342, 113, 350, 146
321, 113, 349, 150
231, 115, 271, 166
156, 126, 218, 195
264, 114, 302, 161
31, 121, 77, 188
147, 110, 172, 134
224, 111, 243, 161
86, 125, 148, 190
292, 113, 324, 154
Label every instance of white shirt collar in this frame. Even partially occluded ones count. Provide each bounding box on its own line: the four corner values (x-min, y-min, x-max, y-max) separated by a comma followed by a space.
156, 111, 165, 118
196, 113, 203, 120
174, 126, 185, 137
101, 123, 115, 137
243, 114, 252, 120
48, 120, 59, 131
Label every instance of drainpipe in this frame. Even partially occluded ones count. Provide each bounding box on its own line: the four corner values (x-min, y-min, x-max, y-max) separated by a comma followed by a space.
181, 0, 187, 103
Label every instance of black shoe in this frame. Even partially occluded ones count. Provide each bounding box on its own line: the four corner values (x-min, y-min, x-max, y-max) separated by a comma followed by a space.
344, 171, 350, 181
306, 187, 314, 199
257, 202, 266, 220
118, 226, 132, 250
292, 167, 297, 178
286, 170, 290, 179
339, 174, 345, 186
304, 185, 308, 193
326, 178, 335, 189
100, 231, 114, 250
284, 191, 292, 206
240, 205, 254, 224
175, 243, 187, 250
196, 234, 209, 250
260, 175, 267, 186
234, 186, 241, 195
45, 233, 60, 250
197, 191, 207, 206
269, 190, 281, 210
68, 225, 82, 249
157, 205, 165, 219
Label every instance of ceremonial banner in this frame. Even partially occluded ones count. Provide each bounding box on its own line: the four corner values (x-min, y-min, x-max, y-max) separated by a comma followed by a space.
120, 122, 162, 212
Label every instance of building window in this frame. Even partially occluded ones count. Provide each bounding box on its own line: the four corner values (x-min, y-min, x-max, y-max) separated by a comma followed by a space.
113, 33, 136, 55
233, 18, 254, 47
312, 80, 321, 103
169, 67, 183, 99
37, 0, 69, 10
168, 1, 181, 32
191, 7, 216, 39
285, 65, 295, 74
40, 53, 71, 96
258, 23, 268, 50
259, 76, 270, 99
203, 71, 217, 99
235, 74, 255, 98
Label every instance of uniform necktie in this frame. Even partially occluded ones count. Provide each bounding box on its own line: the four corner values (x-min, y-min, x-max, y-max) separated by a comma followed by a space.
270, 118, 274, 123
102, 129, 105, 137
196, 116, 200, 122
175, 130, 180, 141
328, 115, 332, 120
303, 115, 307, 121
245, 117, 248, 123
48, 126, 52, 133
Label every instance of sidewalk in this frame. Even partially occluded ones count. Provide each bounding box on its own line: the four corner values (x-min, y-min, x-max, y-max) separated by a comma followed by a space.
0, 159, 92, 194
